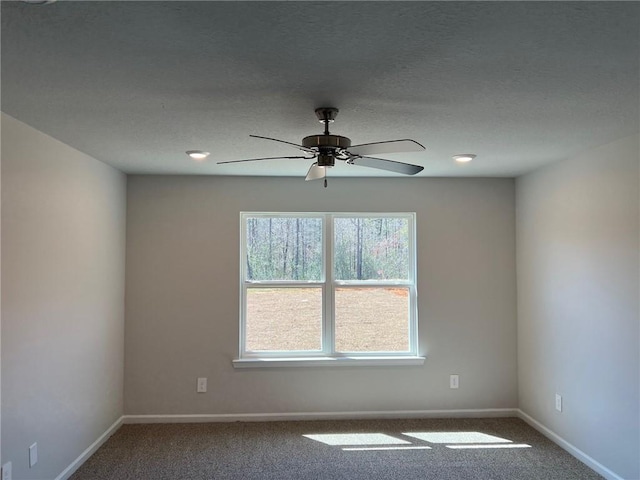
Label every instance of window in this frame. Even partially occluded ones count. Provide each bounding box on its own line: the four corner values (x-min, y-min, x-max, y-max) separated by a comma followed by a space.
235, 213, 422, 367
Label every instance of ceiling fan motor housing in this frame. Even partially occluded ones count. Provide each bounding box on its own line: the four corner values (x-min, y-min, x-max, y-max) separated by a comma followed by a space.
302, 135, 351, 150
302, 135, 352, 167
302, 134, 351, 150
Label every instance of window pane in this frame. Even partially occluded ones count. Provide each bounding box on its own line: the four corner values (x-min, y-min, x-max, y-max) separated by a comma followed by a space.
334, 217, 409, 281
246, 217, 322, 281
334, 287, 409, 352
246, 288, 322, 351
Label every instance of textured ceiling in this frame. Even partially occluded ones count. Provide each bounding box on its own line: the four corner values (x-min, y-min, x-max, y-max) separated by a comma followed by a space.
2, 1, 639, 177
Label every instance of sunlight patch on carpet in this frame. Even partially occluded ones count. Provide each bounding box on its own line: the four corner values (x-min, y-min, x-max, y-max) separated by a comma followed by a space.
403, 432, 512, 444
303, 433, 410, 446
446, 444, 531, 449
343, 446, 432, 451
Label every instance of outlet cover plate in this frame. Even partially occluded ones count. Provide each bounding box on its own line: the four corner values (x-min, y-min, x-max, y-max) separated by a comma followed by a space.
555, 394, 562, 412
2, 461, 12, 480
197, 377, 207, 393
450, 374, 459, 389
29, 443, 38, 468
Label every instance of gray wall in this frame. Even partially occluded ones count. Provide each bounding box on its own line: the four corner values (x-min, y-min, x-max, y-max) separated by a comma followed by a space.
1, 114, 127, 480
516, 134, 639, 479
125, 175, 517, 415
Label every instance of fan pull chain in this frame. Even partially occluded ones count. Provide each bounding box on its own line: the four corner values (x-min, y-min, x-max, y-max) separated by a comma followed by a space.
324, 178, 328, 188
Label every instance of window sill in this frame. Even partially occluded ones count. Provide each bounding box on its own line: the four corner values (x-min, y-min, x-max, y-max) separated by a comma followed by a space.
232, 356, 426, 368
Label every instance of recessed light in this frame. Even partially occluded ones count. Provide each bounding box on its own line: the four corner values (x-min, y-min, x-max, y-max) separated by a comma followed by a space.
453, 154, 476, 163
186, 150, 210, 161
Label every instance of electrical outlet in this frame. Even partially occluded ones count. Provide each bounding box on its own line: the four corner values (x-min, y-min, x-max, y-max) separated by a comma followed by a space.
555, 393, 562, 412
450, 374, 459, 389
197, 377, 207, 393
2, 461, 12, 480
29, 443, 38, 468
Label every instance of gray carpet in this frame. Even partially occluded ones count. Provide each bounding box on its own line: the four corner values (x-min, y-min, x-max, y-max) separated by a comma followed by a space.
70, 417, 603, 480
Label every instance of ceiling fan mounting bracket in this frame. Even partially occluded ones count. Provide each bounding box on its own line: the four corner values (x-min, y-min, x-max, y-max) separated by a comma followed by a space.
315, 107, 339, 123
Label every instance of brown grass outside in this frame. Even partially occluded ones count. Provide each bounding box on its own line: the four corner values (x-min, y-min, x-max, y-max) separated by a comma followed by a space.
246, 287, 409, 352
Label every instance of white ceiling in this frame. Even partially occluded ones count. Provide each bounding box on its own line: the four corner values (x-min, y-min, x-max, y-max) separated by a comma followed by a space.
2, 1, 638, 178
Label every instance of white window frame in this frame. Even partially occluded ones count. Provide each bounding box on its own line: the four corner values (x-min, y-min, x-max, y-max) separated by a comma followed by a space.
234, 212, 424, 368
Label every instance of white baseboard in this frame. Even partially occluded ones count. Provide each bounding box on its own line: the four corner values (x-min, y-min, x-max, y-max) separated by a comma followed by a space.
124, 408, 518, 424
517, 409, 623, 480
55, 416, 124, 480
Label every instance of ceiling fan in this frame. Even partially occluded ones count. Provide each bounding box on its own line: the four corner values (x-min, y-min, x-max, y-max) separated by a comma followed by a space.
217, 108, 425, 186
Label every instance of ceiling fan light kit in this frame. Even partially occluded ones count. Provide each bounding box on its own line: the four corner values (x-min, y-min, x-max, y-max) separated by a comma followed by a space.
217, 107, 425, 186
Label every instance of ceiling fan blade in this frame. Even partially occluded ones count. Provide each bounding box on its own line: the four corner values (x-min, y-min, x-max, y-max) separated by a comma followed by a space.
348, 139, 425, 157
217, 155, 310, 165
349, 156, 424, 175
250, 135, 314, 153
305, 163, 326, 181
